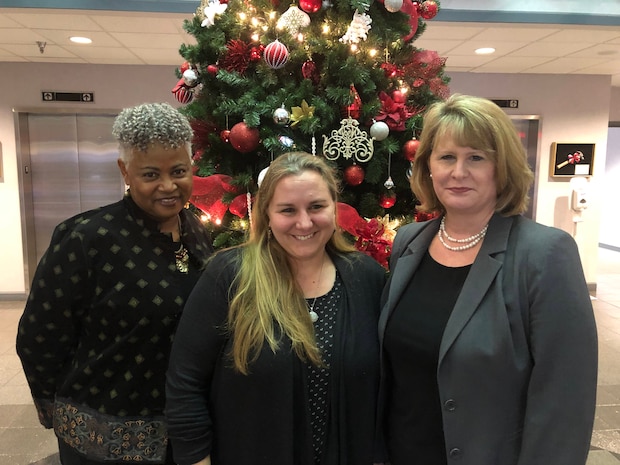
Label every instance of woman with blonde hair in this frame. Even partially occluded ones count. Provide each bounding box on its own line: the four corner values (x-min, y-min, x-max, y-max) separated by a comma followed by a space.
380, 94, 597, 465
166, 151, 386, 465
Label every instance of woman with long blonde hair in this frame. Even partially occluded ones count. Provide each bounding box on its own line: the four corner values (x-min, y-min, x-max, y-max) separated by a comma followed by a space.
166, 151, 386, 465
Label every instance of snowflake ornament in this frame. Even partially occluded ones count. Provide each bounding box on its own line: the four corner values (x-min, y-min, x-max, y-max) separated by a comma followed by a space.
201, 0, 228, 27
277, 5, 311, 35
340, 11, 372, 44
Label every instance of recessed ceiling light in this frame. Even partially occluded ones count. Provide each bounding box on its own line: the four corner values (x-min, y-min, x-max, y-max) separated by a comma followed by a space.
70, 36, 92, 44
475, 47, 495, 55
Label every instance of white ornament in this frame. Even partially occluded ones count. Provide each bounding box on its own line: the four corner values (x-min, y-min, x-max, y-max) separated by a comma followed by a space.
201, 0, 228, 27
384, 0, 403, 12
277, 5, 311, 35
340, 11, 372, 44
183, 68, 199, 87
370, 121, 389, 141
323, 118, 374, 162
258, 166, 269, 187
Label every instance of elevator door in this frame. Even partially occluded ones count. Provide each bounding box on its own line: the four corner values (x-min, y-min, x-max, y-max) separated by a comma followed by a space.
24, 113, 123, 281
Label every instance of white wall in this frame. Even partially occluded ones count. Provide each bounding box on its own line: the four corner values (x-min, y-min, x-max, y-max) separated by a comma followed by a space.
600, 127, 620, 249
0, 64, 615, 296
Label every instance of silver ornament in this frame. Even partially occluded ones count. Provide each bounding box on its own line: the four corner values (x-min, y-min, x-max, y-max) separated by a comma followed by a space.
273, 106, 290, 125
384, 0, 403, 12
183, 68, 199, 88
384, 176, 395, 189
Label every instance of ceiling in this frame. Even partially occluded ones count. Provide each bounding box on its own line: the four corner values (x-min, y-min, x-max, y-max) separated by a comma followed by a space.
1, 7, 620, 87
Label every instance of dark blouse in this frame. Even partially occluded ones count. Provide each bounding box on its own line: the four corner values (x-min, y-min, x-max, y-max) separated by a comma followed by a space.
306, 273, 343, 464
16, 195, 213, 463
384, 251, 470, 465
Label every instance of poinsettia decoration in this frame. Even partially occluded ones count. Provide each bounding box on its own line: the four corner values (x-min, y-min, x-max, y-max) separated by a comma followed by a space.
374, 91, 414, 132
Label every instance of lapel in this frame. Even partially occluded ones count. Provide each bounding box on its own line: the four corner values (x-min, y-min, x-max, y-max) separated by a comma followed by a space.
437, 214, 514, 364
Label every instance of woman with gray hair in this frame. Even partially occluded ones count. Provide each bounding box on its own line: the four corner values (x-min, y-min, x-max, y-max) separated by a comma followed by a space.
17, 102, 214, 465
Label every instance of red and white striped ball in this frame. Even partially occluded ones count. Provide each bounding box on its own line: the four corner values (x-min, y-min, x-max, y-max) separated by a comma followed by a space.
173, 86, 193, 104
263, 40, 289, 69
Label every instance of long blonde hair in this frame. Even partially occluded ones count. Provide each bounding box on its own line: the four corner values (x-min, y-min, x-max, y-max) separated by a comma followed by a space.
228, 152, 355, 374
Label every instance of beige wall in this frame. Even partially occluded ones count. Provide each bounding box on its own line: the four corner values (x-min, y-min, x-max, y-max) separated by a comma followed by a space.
0, 63, 615, 295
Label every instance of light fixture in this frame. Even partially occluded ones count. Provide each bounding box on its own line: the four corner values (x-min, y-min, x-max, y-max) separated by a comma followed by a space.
475, 47, 495, 55
70, 36, 92, 44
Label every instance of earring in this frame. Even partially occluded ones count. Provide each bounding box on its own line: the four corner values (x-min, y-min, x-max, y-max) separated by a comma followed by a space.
267, 228, 272, 240
429, 173, 433, 178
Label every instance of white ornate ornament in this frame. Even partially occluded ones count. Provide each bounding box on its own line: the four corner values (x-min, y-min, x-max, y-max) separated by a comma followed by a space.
323, 118, 374, 162
340, 11, 372, 44
277, 5, 311, 35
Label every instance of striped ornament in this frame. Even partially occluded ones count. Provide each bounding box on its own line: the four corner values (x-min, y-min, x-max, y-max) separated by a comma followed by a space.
263, 40, 289, 69
173, 86, 193, 104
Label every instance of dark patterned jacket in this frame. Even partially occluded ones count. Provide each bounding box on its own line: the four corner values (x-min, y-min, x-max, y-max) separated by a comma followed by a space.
16, 195, 213, 463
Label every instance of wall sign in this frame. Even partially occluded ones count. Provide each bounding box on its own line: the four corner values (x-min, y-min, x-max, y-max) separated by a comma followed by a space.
42, 91, 95, 103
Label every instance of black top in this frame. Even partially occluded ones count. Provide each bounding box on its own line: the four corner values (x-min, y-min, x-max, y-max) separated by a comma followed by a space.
16, 195, 214, 463
306, 273, 343, 464
384, 251, 470, 465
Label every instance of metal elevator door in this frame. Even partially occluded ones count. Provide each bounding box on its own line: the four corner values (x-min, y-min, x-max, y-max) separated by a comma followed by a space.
19, 113, 124, 287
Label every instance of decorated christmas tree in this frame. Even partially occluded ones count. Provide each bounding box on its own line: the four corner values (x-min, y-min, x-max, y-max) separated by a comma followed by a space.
172, 0, 449, 266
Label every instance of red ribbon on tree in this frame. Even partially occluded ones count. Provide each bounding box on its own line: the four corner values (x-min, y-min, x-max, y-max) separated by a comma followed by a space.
191, 174, 242, 222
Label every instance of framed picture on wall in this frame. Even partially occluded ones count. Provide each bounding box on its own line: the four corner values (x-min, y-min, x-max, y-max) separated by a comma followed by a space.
550, 142, 595, 178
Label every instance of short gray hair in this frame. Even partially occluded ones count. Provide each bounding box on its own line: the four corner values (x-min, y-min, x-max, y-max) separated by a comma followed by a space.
112, 102, 194, 163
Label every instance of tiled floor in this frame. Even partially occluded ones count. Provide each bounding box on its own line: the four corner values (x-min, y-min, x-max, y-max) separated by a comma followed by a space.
1, 247, 619, 465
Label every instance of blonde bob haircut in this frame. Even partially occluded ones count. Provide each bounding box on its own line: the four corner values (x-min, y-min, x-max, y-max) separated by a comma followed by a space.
227, 151, 354, 374
411, 94, 534, 216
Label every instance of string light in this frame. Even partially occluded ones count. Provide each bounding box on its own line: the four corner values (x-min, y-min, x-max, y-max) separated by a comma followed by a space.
369, 48, 378, 57
297, 33, 304, 42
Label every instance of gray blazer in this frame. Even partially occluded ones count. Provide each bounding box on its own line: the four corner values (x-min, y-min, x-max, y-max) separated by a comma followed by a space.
379, 213, 598, 465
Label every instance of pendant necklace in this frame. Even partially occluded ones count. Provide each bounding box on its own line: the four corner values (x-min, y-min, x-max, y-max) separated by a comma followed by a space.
307, 255, 325, 323
175, 216, 189, 273
438, 216, 488, 252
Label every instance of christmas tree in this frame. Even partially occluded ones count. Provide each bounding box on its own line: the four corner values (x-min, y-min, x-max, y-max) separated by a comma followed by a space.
172, 0, 449, 266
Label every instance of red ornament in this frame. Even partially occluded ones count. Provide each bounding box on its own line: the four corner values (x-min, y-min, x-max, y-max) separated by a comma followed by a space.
299, 0, 321, 13
264, 40, 289, 69
302, 60, 320, 85
207, 64, 219, 75
342, 84, 362, 119
400, 0, 420, 41
379, 192, 397, 209
344, 164, 365, 186
229, 122, 260, 153
171, 80, 193, 104
220, 129, 231, 143
419, 0, 438, 19
402, 138, 420, 161
250, 45, 264, 61
180, 61, 191, 73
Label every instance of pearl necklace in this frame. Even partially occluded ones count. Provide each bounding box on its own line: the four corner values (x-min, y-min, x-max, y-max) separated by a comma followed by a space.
438, 216, 488, 252
306, 255, 325, 323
